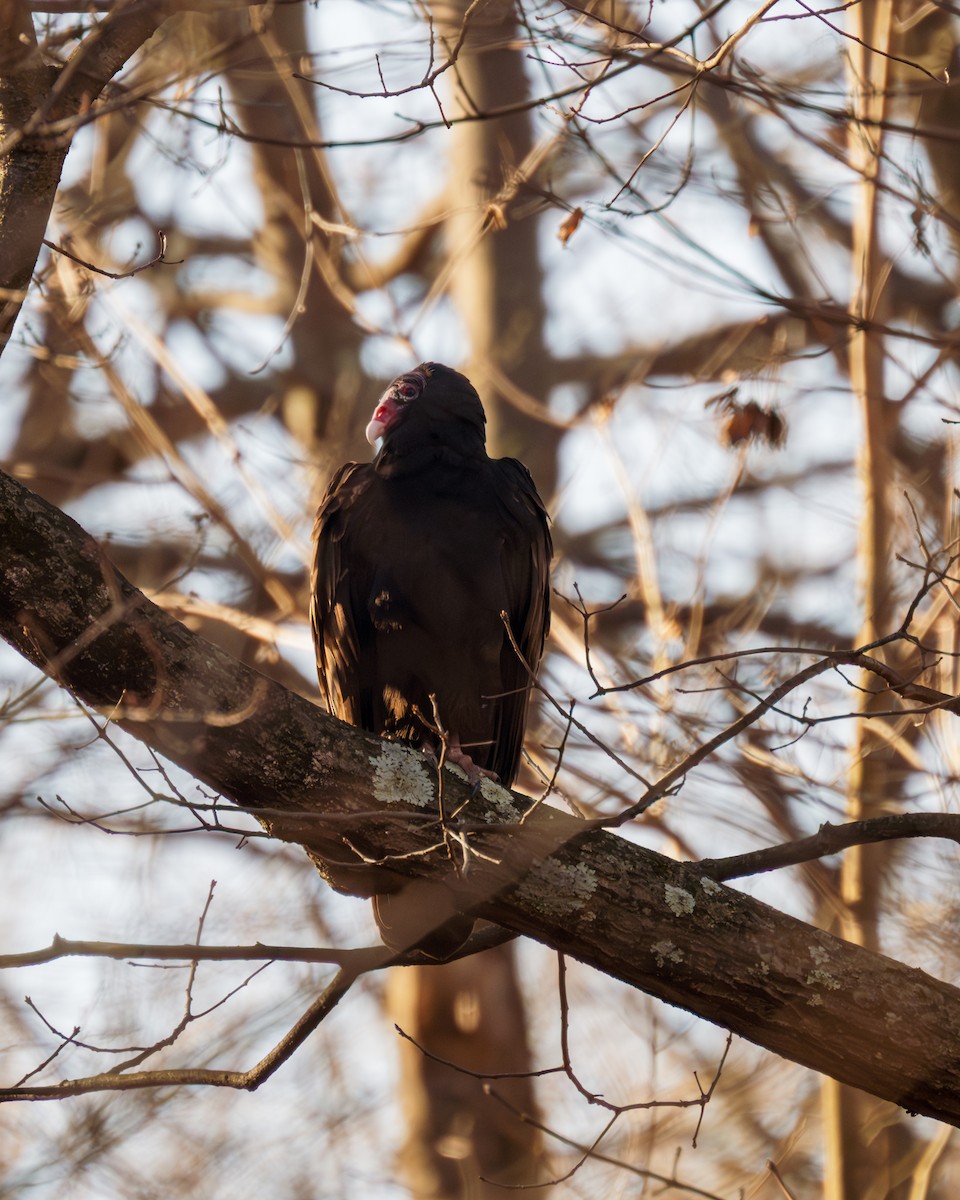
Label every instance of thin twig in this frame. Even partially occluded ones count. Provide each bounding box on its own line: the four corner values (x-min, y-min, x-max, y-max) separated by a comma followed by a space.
43, 230, 179, 279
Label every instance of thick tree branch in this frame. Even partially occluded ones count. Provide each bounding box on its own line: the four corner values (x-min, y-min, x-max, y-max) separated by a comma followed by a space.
3, 467, 960, 1125
0, 0, 175, 349
0, 1, 283, 350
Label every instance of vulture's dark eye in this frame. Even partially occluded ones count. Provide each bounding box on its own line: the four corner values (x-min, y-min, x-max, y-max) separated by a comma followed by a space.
395, 380, 420, 403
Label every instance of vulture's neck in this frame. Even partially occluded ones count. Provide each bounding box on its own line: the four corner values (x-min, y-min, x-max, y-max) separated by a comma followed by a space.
373, 425, 486, 479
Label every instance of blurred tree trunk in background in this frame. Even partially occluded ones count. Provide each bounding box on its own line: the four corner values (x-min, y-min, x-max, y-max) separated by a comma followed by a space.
389, 950, 540, 1197
823, 6, 958, 1196
824, 6, 906, 1198
210, 4, 367, 455
387, 4, 546, 1194
432, 0, 558, 494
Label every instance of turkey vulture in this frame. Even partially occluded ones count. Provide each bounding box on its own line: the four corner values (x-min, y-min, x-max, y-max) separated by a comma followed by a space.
310, 362, 551, 950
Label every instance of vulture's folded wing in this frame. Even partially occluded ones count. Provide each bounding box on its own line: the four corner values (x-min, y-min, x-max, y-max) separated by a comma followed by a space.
490, 457, 552, 784
310, 462, 375, 727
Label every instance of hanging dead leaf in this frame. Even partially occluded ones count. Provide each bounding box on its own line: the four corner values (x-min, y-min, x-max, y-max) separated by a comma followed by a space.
558, 207, 584, 247
706, 388, 786, 448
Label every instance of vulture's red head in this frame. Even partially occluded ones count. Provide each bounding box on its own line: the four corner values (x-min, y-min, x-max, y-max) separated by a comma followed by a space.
366, 363, 487, 471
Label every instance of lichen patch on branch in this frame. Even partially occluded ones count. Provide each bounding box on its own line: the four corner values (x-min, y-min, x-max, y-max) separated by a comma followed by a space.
370, 741, 434, 808
515, 857, 598, 916
664, 884, 696, 916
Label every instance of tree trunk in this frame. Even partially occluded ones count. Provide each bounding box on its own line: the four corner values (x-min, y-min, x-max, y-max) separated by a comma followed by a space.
825, 6, 914, 1198
389, 5, 550, 1191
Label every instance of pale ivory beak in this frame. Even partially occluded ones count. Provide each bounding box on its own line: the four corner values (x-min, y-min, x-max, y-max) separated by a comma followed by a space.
365, 417, 387, 445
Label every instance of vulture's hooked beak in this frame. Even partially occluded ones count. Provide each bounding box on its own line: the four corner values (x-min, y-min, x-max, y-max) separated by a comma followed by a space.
365, 418, 386, 446
365, 396, 398, 446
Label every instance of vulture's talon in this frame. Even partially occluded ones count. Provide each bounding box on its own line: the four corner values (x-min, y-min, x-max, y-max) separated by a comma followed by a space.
443, 738, 499, 792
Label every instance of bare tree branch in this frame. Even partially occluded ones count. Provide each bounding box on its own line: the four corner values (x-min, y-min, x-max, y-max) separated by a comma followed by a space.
698, 813, 960, 881
4, 467, 960, 1122
0, 964, 356, 1101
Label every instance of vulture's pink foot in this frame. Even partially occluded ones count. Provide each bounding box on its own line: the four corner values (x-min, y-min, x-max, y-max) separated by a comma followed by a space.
422, 737, 499, 793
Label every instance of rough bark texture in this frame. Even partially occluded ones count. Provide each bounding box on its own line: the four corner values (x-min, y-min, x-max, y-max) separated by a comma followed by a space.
0, 1, 63, 344
3, 465, 960, 1126
0, 0, 176, 350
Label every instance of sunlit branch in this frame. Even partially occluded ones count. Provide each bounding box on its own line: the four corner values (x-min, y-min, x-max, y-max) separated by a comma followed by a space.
697, 813, 960, 882
0, 965, 356, 1101
0, 934, 386, 972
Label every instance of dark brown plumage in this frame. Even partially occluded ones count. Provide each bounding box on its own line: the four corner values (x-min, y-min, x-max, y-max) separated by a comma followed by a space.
311, 362, 551, 784
310, 363, 551, 952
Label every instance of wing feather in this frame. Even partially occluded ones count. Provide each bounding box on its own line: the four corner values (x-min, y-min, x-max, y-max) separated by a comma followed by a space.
310, 462, 375, 726
489, 457, 552, 784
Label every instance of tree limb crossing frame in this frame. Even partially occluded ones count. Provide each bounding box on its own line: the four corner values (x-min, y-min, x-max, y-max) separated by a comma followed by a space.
2, 466, 960, 1124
